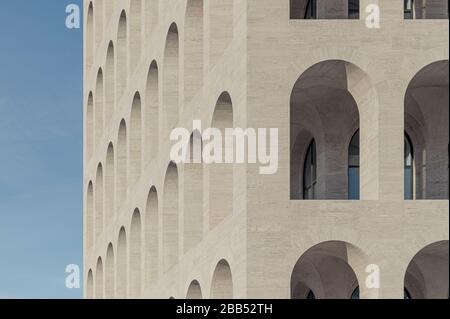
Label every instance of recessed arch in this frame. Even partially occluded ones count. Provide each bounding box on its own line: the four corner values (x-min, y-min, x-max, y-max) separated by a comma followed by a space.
184, 0, 204, 104
95, 257, 104, 299
145, 186, 159, 284
211, 259, 233, 299
117, 120, 127, 205
130, 92, 142, 185
95, 68, 104, 148
130, 0, 142, 73
163, 162, 179, 272
95, 163, 104, 239
163, 23, 179, 135
105, 143, 115, 223
209, 92, 233, 229
105, 243, 115, 299
209, 0, 233, 68
86, 2, 94, 70
404, 240, 449, 299
116, 227, 128, 298
186, 280, 203, 299
184, 130, 203, 252
86, 268, 94, 299
86, 181, 94, 249
117, 11, 128, 99
130, 209, 142, 298
86, 92, 94, 160
105, 41, 115, 123
145, 60, 159, 162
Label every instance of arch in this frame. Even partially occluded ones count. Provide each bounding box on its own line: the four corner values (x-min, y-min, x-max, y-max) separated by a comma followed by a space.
145, 60, 159, 161
86, 269, 94, 299
130, 0, 142, 73
86, 92, 94, 160
290, 60, 370, 200
105, 41, 115, 123
163, 23, 179, 135
117, 120, 127, 205
209, 0, 233, 68
130, 209, 142, 298
211, 259, 233, 299
209, 92, 234, 229
86, 2, 94, 70
86, 181, 94, 249
95, 163, 104, 239
184, 0, 204, 104
117, 11, 128, 99
105, 143, 115, 223
145, 186, 159, 284
290, 0, 360, 19
95, 257, 104, 299
130, 92, 142, 185
348, 130, 360, 200
404, 60, 449, 199
116, 227, 128, 298
105, 243, 115, 299
186, 280, 203, 299
404, 240, 449, 299
290, 241, 367, 299
163, 162, 179, 272
184, 130, 203, 252
95, 68, 104, 148
144, 0, 159, 35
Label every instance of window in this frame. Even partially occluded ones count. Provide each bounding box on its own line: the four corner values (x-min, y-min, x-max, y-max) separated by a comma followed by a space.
404, 0, 414, 19
404, 133, 414, 200
306, 290, 316, 299
348, 130, 360, 200
304, 0, 316, 19
303, 140, 317, 199
348, 0, 360, 19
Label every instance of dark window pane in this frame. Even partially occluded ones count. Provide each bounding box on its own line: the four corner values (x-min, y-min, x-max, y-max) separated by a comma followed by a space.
349, 167, 360, 200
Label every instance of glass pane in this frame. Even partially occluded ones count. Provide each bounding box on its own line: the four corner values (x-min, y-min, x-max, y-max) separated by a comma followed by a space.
349, 130, 360, 167
404, 167, 413, 199
348, 167, 360, 200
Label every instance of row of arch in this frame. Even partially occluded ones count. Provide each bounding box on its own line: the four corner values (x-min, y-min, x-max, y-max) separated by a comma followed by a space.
290, 59, 449, 200
86, 0, 235, 161
86, 92, 234, 252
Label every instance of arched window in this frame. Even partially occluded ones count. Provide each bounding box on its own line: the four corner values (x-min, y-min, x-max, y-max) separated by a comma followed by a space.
303, 140, 317, 200
404, 133, 414, 200
348, 130, 360, 200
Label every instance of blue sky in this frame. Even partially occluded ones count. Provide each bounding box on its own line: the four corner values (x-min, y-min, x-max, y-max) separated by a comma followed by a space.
0, 1, 83, 298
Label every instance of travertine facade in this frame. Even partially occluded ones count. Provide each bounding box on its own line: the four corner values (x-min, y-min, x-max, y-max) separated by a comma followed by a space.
84, 0, 449, 299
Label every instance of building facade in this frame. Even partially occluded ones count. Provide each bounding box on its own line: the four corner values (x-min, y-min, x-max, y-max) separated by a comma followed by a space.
84, 0, 449, 299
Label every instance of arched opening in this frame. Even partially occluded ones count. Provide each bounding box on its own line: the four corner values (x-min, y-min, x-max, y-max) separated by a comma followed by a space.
404, 0, 449, 19
116, 227, 128, 298
95, 163, 104, 239
105, 143, 115, 223
186, 280, 203, 299
105, 41, 115, 123
130, 92, 142, 185
86, 92, 94, 160
163, 23, 179, 136
144, 0, 159, 35
210, 0, 233, 68
404, 241, 449, 299
184, 130, 203, 252
86, 181, 94, 249
211, 259, 233, 299
117, 120, 127, 205
130, 209, 142, 298
117, 11, 128, 100
95, 257, 104, 299
95, 68, 104, 148
145, 186, 159, 284
86, 269, 94, 299
184, 0, 204, 104
209, 92, 233, 229
290, 241, 363, 299
95, 0, 103, 47
130, 0, 142, 73
404, 60, 449, 199
105, 243, 115, 299
86, 3, 94, 70
290, 0, 360, 19
145, 60, 159, 162
163, 162, 179, 272
290, 60, 366, 200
